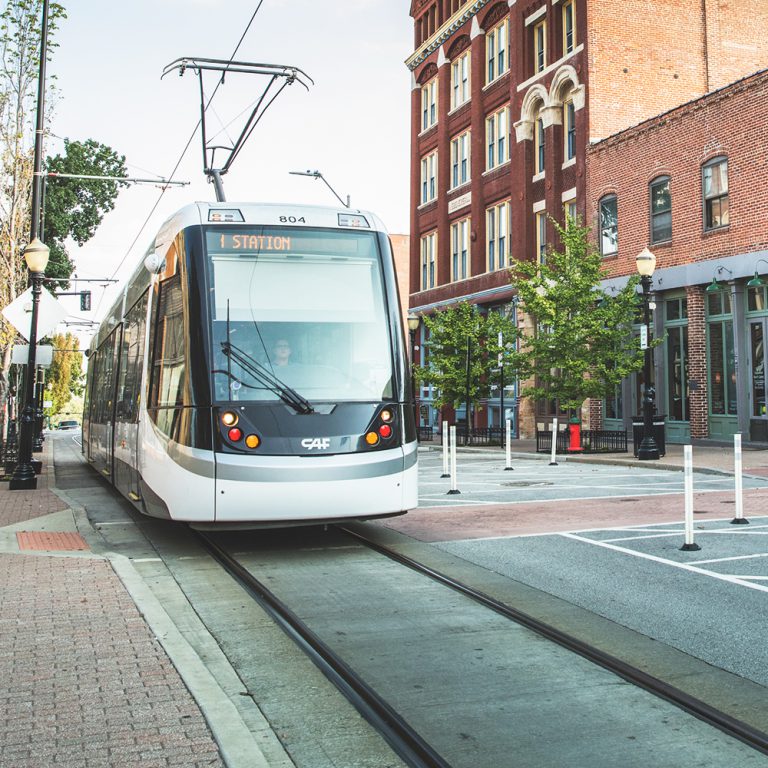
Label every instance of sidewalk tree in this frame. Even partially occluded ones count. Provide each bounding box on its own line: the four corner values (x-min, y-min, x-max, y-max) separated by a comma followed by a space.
46, 331, 82, 418
0, 1, 125, 438
510, 217, 649, 423
43, 138, 128, 283
414, 301, 520, 439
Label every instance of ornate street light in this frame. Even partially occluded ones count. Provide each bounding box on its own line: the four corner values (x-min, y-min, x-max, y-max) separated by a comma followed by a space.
407, 314, 420, 434
636, 247, 659, 460
9, 238, 50, 489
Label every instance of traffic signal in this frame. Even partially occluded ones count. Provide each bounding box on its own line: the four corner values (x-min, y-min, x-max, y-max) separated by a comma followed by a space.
80, 290, 91, 311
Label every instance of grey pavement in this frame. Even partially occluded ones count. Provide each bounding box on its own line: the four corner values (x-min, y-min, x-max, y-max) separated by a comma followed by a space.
0, 437, 227, 768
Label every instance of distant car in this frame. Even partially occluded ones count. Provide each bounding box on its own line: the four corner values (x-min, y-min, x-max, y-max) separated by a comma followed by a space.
57, 420, 80, 430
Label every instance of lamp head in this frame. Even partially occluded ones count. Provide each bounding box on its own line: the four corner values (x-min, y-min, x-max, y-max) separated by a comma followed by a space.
635, 247, 656, 277
407, 313, 420, 332
23, 238, 49, 273
747, 271, 764, 289
705, 277, 721, 294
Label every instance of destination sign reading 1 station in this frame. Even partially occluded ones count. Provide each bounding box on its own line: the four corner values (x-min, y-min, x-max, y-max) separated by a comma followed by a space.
216, 233, 293, 252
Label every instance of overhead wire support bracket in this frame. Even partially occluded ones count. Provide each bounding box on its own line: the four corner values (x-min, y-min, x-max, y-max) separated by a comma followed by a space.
162, 57, 313, 202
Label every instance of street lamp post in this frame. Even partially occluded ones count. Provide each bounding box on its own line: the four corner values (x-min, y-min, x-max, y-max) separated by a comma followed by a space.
9, 239, 50, 489
636, 247, 660, 461
407, 314, 420, 435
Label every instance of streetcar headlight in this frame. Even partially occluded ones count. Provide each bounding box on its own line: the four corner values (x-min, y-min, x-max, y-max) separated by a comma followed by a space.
245, 434, 260, 449
221, 411, 238, 427
228, 427, 243, 442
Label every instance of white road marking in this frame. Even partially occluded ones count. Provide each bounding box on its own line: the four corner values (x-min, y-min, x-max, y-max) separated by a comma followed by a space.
561, 532, 768, 594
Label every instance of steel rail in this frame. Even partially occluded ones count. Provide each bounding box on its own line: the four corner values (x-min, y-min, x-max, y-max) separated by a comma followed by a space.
195, 532, 452, 768
341, 525, 768, 757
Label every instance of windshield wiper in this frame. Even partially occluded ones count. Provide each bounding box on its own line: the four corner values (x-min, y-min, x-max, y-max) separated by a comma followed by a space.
220, 342, 314, 414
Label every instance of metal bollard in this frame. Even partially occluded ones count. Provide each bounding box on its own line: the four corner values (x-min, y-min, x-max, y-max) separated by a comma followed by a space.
731, 433, 749, 525
680, 445, 701, 551
505, 419, 513, 471
549, 418, 559, 466
441, 421, 450, 477
447, 425, 460, 495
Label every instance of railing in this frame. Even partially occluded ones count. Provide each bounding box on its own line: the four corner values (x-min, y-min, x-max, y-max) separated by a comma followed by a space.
536, 427, 628, 454
418, 426, 504, 445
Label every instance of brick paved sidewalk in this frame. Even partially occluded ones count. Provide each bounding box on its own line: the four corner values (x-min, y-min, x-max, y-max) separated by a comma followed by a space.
0, 440, 225, 768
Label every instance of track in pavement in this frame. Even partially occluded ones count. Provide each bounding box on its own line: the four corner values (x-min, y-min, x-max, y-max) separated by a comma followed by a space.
196, 525, 768, 768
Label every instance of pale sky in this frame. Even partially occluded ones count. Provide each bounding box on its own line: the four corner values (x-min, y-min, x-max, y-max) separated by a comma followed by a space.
47, 0, 413, 334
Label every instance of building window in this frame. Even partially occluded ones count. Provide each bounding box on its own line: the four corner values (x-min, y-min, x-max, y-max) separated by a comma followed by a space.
534, 20, 547, 74
486, 105, 510, 170
421, 150, 437, 204
487, 19, 509, 84
486, 200, 510, 272
535, 118, 545, 175
451, 51, 471, 109
564, 100, 576, 161
564, 198, 577, 226
599, 194, 618, 256
451, 218, 470, 281
650, 176, 672, 243
562, 0, 576, 54
535, 211, 547, 264
421, 78, 437, 132
450, 130, 471, 189
420, 232, 437, 290
702, 156, 729, 230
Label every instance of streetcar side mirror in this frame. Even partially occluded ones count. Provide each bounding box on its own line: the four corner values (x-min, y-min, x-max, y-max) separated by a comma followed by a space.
144, 252, 164, 273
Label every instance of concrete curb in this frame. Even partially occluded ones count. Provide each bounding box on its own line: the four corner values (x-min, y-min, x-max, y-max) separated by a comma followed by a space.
108, 552, 275, 768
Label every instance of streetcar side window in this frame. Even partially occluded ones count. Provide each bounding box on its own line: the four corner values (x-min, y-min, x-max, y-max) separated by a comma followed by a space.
148, 274, 186, 435
115, 291, 149, 423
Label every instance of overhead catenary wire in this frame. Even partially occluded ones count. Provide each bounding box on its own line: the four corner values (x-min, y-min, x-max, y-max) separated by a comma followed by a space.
96, 1, 266, 312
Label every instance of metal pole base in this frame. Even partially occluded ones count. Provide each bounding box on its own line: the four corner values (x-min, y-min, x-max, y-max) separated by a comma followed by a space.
440, 473, 450, 478
505, 466, 514, 471
549, 461, 558, 466
9, 467, 38, 490
637, 438, 660, 461
447, 489, 461, 495
680, 543, 701, 551
730, 518, 750, 525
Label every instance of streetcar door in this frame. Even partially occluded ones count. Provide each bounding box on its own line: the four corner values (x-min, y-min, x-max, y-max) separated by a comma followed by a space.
113, 293, 148, 501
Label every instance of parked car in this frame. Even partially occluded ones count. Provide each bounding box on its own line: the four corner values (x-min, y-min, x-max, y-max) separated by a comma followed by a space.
57, 420, 80, 430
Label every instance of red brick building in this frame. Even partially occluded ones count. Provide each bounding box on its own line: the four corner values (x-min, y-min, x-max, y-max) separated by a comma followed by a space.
588, 69, 768, 444
406, 0, 768, 439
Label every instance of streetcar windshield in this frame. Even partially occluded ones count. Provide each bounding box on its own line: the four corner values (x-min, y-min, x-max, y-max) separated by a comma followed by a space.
206, 227, 394, 403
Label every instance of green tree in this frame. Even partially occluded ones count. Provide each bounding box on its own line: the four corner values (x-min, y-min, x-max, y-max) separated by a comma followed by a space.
46, 331, 81, 417
511, 218, 649, 420
415, 301, 520, 437
43, 138, 127, 282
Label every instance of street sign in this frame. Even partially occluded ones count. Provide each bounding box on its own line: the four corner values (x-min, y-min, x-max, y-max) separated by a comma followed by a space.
43, 400, 53, 408
12, 344, 53, 367
2, 287, 68, 340
640, 325, 648, 350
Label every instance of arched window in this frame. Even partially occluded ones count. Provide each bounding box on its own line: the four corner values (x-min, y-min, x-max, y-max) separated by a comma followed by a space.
649, 176, 671, 243
599, 194, 618, 256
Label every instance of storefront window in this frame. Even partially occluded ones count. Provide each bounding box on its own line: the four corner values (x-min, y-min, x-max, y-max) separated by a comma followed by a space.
708, 318, 737, 416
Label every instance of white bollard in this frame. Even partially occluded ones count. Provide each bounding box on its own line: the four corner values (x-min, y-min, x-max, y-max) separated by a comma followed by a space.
549, 418, 559, 466
732, 433, 749, 525
505, 419, 513, 471
681, 445, 701, 551
448, 425, 460, 494
441, 421, 450, 477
